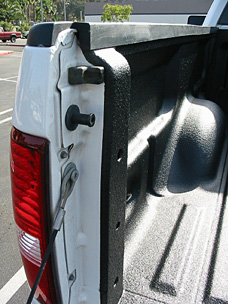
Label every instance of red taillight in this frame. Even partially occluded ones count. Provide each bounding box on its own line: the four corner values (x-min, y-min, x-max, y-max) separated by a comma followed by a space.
10, 127, 58, 304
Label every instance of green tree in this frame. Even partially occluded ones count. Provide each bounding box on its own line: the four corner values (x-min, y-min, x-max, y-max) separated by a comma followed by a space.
0, 0, 57, 23
67, 0, 85, 21
36, 0, 57, 21
54, 0, 86, 21
101, 4, 133, 22
29, 0, 39, 21
19, 0, 30, 20
0, 0, 24, 22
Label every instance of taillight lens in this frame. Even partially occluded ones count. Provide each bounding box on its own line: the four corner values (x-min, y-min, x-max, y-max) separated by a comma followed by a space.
10, 127, 58, 304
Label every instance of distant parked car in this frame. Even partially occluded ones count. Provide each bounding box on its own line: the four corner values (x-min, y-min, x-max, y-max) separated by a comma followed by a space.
0, 27, 21, 43
24, 31, 29, 39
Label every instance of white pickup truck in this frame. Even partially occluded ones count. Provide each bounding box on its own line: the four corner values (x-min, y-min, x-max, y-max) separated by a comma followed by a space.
10, 0, 228, 303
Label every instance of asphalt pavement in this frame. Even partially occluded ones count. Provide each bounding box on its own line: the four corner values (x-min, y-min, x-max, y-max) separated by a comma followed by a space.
0, 38, 26, 47
0, 41, 30, 303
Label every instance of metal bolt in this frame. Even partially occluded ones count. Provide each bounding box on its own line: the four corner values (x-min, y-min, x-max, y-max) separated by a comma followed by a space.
71, 170, 79, 182
65, 105, 96, 131
68, 269, 77, 287
69, 274, 75, 281
60, 151, 68, 159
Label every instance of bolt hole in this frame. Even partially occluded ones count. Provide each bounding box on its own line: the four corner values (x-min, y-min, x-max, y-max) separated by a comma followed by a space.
69, 274, 75, 281
114, 277, 119, 288
117, 149, 123, 162
60, 151, 68, 159
90, 114, 95, 126
116, 221, 120, 231
91, 114, 95, 124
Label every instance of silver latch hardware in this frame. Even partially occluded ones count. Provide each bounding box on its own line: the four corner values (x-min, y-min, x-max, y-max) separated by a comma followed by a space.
53, 163, 79, 231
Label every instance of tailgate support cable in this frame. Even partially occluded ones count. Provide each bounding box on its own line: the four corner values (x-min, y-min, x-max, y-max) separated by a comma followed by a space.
27, 163, 79, 304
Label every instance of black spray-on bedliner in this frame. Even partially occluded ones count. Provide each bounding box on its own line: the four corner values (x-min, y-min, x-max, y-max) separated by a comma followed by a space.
76, 23, 228, 304
124, 139, 228, 304
123, 78, 228, 302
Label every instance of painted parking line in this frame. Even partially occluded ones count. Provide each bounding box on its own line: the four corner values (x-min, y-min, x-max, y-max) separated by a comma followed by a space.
0, 76, 17, 83
0, 79, 17, 83
0, 117, 12, 125
0, 108, 13, 116
0, 266, 27, 304
5, 76, 17, 80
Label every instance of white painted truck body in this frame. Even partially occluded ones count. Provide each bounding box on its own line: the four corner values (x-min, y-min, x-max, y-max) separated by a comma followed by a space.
14, 29, 104, 303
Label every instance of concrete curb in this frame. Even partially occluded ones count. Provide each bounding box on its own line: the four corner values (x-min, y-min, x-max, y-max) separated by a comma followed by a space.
5, 44, 25, 47
0, 51, 14, 56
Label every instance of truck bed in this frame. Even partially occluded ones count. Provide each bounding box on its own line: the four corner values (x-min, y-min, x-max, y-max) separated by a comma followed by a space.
16, 21, 228, 303
72, 22, 228, 304
123, 123, 228, 304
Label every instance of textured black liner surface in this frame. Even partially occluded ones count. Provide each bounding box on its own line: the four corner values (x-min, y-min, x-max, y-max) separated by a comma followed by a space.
79, 24, 228, 304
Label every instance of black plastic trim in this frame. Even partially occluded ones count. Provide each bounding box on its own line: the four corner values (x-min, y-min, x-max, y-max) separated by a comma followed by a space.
71, 22, 216, 51
27, 22, 72, 47
81, 48, 130, 304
